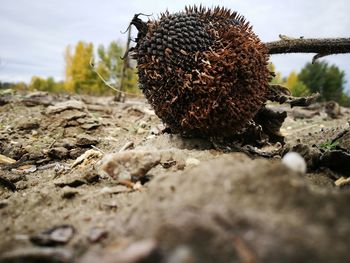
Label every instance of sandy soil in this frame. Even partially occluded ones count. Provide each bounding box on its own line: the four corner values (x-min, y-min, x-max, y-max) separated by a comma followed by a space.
0, 92, 350, 263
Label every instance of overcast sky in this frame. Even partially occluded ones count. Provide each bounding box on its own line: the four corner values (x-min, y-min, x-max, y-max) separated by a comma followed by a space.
0, 0, 349, 91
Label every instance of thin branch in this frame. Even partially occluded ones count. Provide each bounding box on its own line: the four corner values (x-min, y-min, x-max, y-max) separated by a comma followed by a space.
265, 37, 350, 62
267, 84, 320, 107
118, 25, 133, 101
311, 53, 332, 64
89, 58, 143, 98
266, 84, 291, 104
287, 93, 320, 107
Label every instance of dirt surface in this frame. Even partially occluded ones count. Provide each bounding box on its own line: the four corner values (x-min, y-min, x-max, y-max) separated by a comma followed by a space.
1, 92, 350, 263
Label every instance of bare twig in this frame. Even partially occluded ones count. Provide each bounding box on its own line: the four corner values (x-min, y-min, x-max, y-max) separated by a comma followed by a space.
89, 58, 142, 98
267, 84, 320, 107
91, 145, 106, 154
265, 37, 350, 63
119, 141, 134, 152
117, 25, 133, 102
48, 139, 56, 149
266, 84, 291, 104
287, 93, 320, 107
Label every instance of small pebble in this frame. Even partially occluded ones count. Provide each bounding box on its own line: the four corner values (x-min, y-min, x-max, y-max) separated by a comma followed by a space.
88, 227, 108, 243
0, 200, 9, 209
61, 187, 79, 199
100, 150, 161, 181
282, 152, 307, 174
185, 158, 200, 166
47, 147, 69, 159
76, 134, 99, 146
30, 225, 75, 246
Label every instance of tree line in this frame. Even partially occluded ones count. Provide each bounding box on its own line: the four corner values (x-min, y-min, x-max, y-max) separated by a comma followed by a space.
0, 41, 139, 96
63, 41, 138, 95
1, 41, 349, 105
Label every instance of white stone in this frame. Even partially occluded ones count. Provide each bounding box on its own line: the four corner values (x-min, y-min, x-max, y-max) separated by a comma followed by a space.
100, 150, 161, 180
282, 152, 307, 174
185, 157, 200, 166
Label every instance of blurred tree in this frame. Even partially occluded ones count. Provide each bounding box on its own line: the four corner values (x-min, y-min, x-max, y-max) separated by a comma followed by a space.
64, 41, 139, 95
64, 41, 100, 94
285, 71, 310, 97
96, 41, 139, 95
95, 42, 122, 94
13, 82, 28, 92
339, 92, 350, 107
28, 76, 63, 93
95, 44, 110, 91
285, 71, 297, 88
268, 63, 283, 84
0, 82, 14, 89
64, 45, 74, 93
298, 61, 346, 103
124, 68, 139, 94
29, 76, 47, 91
46, 77, 56, 92
53, 81, 65, 93
97, 42, 123, 84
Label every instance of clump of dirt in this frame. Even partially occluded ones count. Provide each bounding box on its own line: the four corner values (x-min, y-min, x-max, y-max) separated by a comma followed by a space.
1, 92, 350, 263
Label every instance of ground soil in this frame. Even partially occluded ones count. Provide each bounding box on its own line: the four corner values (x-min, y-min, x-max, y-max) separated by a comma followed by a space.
0, 92, 350, 263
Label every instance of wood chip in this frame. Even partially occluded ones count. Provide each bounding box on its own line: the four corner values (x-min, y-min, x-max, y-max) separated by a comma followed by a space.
0, 154, 16, 165
335, 177, 350, 187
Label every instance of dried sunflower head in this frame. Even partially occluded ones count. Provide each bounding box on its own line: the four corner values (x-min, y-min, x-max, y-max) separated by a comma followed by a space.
131, 6, 272, 137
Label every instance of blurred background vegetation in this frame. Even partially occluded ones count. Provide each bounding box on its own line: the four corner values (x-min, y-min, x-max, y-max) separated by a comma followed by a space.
0, 41, 139, 96
269, 61, 350, 106
0, 40, 349, 106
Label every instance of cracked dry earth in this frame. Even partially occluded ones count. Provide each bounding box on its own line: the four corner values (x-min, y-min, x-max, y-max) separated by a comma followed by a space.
0, 92, 350, 263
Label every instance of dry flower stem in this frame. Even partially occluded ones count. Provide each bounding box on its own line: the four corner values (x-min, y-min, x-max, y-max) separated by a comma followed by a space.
265, 37, 350, 62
